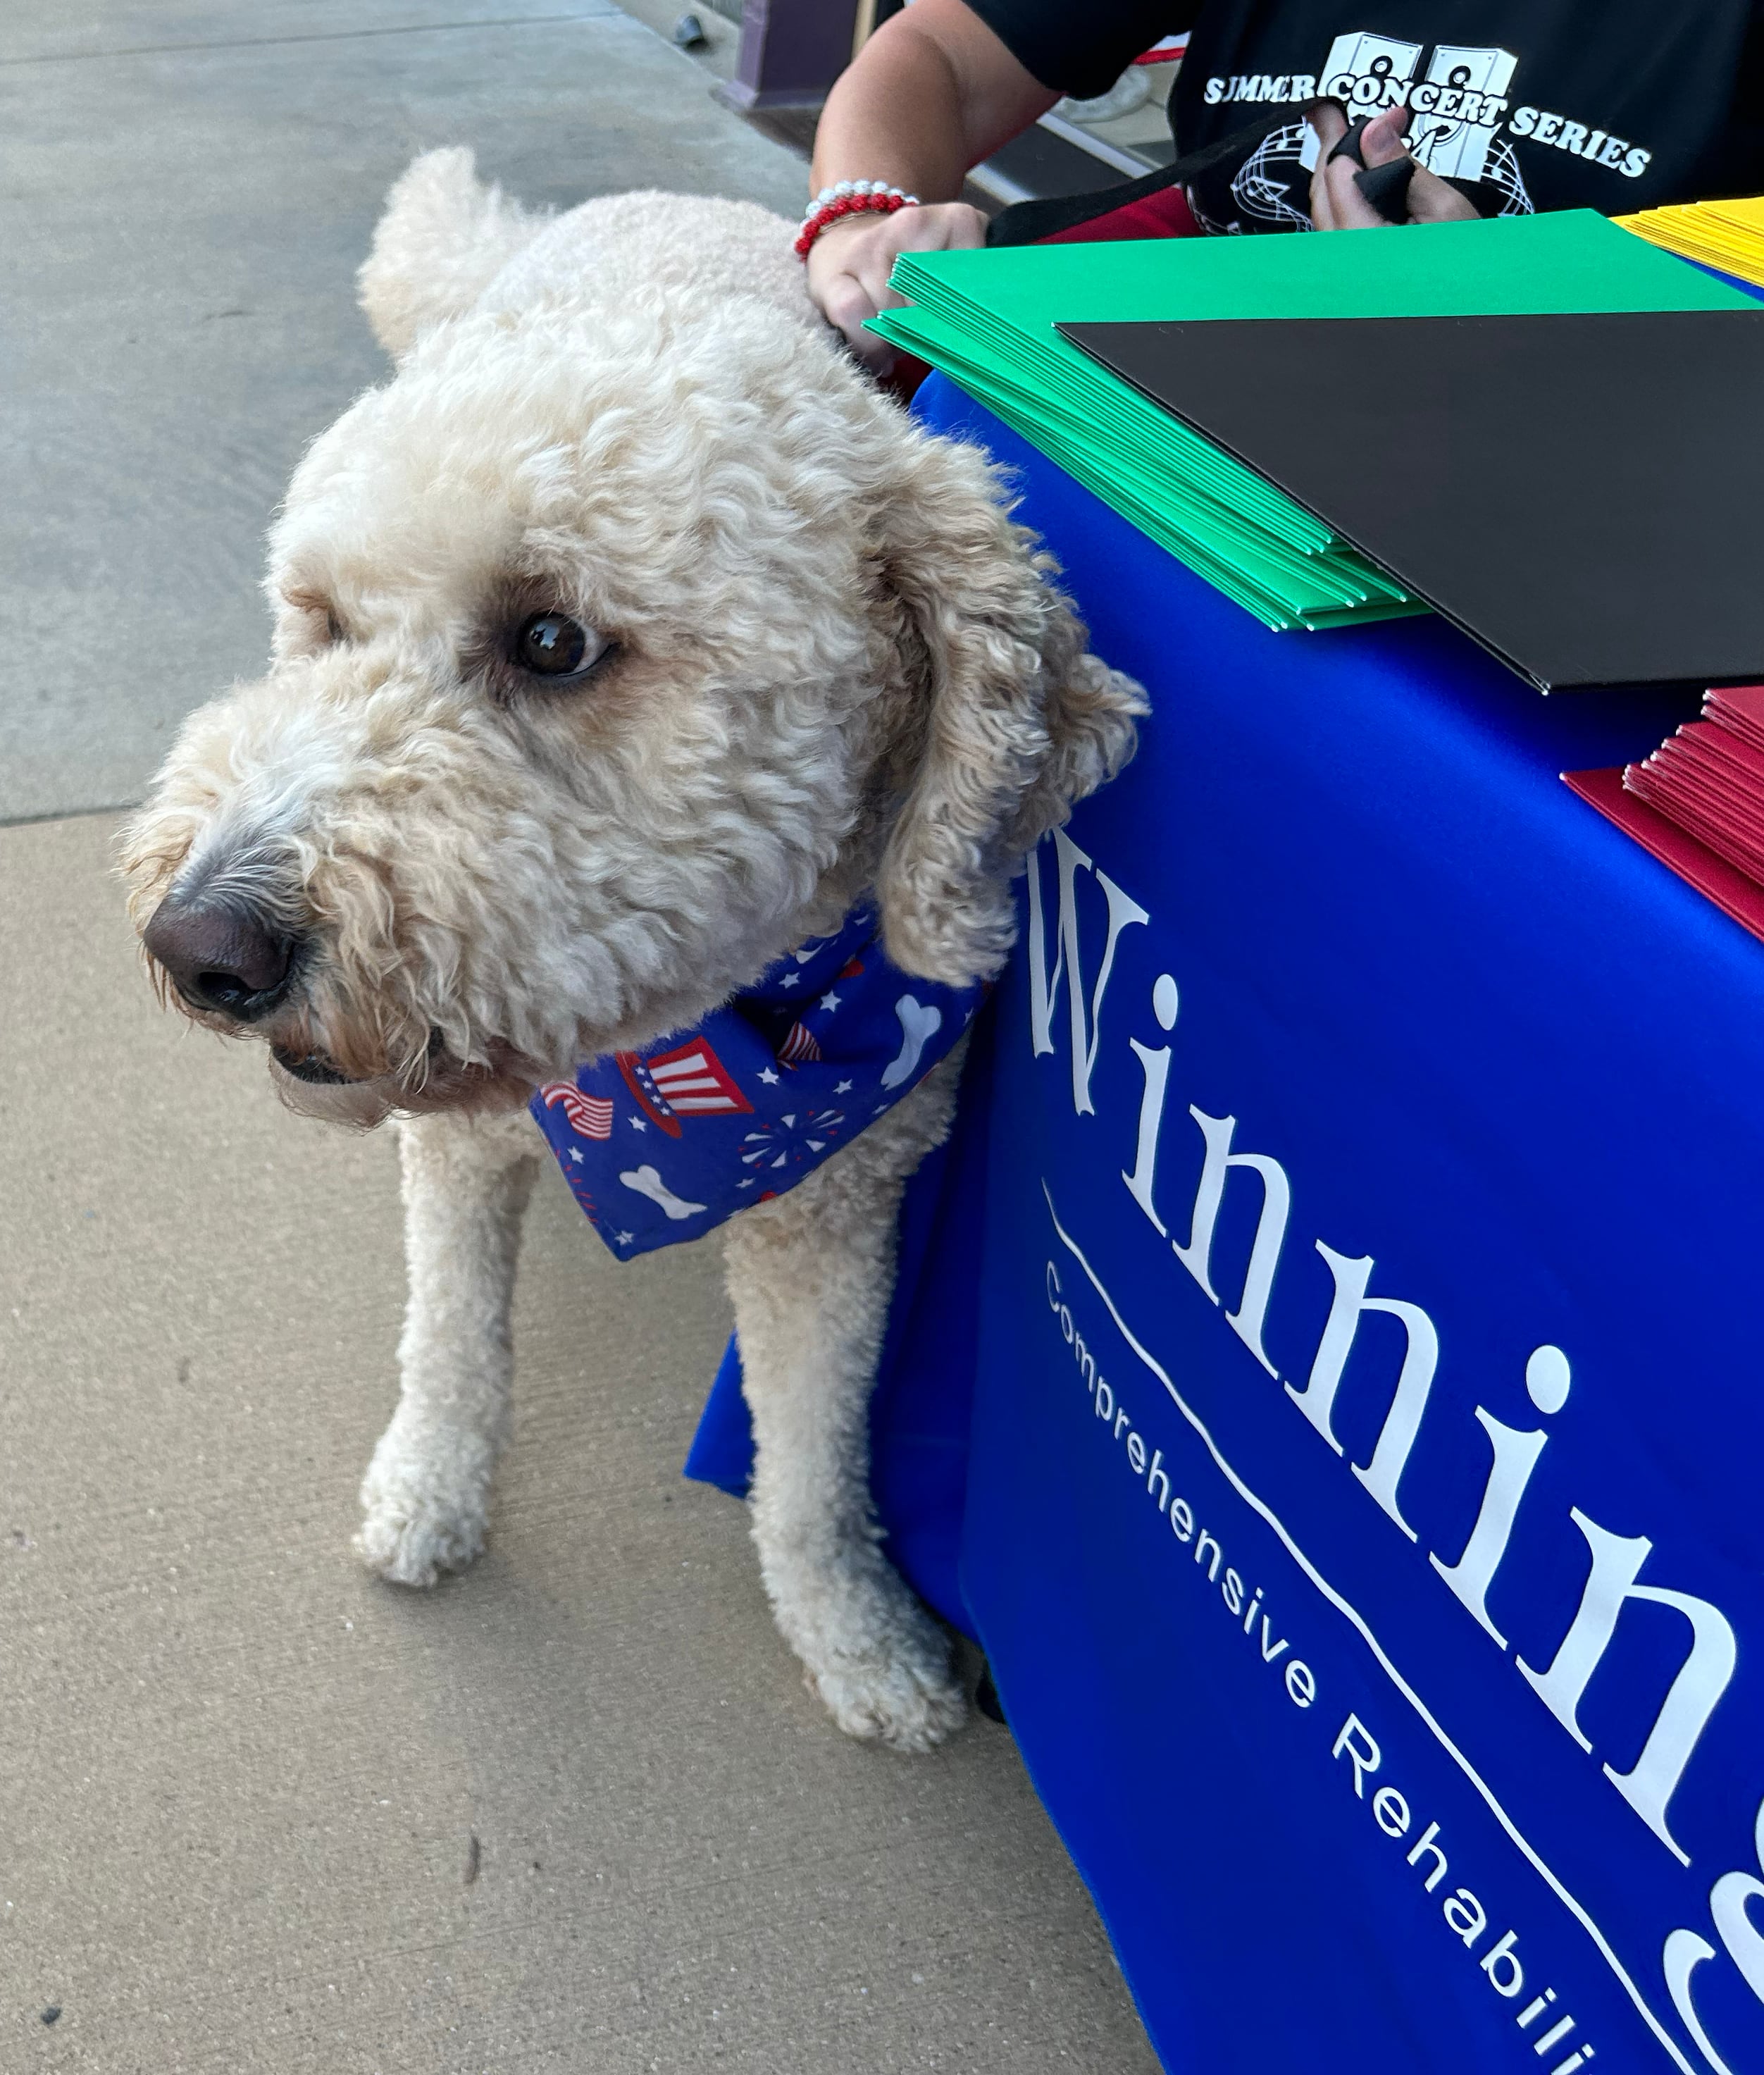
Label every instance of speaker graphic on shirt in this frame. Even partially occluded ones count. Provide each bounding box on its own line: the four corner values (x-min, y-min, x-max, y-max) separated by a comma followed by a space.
1412, 42, 1520, 181
1300, 30, 1424, 171
1278, 31, 1532, 213
1319, 31, 1424, 100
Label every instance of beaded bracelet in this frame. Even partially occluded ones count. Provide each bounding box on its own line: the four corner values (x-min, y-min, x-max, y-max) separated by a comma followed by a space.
794, 180, 920, 260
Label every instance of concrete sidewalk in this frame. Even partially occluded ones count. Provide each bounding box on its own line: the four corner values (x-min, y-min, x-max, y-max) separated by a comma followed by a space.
0, 5, 1158, 2069
0, 0, 805, 825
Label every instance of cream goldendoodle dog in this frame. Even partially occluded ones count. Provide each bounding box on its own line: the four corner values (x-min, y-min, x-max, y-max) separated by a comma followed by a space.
123, 151, 1141, 1751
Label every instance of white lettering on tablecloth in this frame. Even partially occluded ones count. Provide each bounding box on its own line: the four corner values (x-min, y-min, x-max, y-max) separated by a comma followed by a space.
1331, 1710, 1601, 2059
1024, 831, 1751, 2073
1026, 826, 1147, 1117
1046, 1250, 1316, 1704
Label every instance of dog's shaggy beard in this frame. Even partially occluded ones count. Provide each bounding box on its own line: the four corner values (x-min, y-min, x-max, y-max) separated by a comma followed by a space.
127, 879, 546, 1130
119, 705, 549, 1126
125, 832, 551, 1130
267, 1043, 535, 1128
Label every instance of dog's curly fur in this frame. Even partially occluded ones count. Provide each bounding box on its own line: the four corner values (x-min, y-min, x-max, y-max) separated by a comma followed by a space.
122, 152, 1143, 1749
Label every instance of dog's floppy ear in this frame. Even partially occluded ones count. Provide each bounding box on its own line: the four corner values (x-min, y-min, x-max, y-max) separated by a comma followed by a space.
872, 430, 1145, 989
357, 149, 546, 364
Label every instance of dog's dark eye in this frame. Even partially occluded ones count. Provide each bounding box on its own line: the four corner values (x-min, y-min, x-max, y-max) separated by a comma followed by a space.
515, 612, 598, 676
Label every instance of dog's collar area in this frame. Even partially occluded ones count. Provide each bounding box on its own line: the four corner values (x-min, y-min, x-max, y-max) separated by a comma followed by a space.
532, 904, 985, 1261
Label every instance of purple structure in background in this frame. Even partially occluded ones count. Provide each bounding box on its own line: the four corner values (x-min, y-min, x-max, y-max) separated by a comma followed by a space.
716, 0, 859, 111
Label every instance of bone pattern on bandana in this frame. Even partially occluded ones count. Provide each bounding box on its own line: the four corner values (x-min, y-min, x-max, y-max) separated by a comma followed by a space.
617, 1165, 709, 1220
881, 996, 943, 1090
530, 906, 983, 1260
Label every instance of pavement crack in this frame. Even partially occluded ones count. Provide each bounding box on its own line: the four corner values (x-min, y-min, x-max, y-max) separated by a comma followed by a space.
0, 800, 141, 830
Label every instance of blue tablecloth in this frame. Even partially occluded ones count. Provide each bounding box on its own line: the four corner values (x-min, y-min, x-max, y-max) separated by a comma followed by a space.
688, 375, 1764, 2075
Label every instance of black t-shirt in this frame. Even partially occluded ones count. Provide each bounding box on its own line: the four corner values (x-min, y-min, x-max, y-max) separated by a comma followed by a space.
964, 0, 1764, 233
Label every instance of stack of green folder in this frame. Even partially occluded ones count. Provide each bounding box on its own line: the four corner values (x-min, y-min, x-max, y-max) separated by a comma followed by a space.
868, 211, 1758, 631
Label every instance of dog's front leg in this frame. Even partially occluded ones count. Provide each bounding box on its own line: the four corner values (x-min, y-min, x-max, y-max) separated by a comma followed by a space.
355, 1107, 539, 1587
722, 1052, 968, 1752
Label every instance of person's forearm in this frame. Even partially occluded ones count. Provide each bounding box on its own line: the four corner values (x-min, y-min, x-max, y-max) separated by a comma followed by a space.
810, 0, 1057, 201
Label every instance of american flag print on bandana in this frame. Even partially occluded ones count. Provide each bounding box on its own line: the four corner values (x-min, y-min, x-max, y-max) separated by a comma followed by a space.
529, 904, 984, 1260
617, 1039, 754, 1135
777, 1020, 821, 1066
538, 1084, 614, 1139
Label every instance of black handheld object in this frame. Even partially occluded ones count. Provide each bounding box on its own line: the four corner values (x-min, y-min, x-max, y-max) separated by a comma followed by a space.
1327, 114, 1373, 166
1327, 113, 1417, 222
1355, 156, 1416, 218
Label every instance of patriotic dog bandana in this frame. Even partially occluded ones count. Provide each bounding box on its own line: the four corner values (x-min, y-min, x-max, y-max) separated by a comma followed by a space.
530, 906, 983, 1260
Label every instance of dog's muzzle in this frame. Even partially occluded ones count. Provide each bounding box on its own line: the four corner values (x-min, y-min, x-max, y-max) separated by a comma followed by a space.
271, 1045, 355, 1085
143, 891, 297, 1022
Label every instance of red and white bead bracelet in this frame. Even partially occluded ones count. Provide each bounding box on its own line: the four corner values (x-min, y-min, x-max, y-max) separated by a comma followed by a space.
794, 180, 919, 260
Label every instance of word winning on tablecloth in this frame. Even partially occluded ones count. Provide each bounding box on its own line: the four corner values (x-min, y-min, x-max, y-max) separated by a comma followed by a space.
1025, 825, 1753, 2075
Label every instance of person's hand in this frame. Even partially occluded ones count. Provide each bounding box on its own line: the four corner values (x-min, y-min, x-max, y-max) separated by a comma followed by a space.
1306, 101, 1479, 230
807, 200, 988, 371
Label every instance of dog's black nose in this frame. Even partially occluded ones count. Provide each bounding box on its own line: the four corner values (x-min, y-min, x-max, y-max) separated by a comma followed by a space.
144, 896, 294, 1020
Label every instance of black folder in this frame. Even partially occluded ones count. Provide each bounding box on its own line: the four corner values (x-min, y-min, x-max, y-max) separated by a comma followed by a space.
1059, 309, 1764, 693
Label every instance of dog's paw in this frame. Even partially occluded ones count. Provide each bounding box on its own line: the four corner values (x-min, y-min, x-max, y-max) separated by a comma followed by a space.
354, 1439, 490, 1587
806, 1633, 968, 1752
763, 1546, 968, 1750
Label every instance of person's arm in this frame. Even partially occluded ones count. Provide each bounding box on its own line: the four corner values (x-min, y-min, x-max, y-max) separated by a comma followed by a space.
806, 0, 1058, 368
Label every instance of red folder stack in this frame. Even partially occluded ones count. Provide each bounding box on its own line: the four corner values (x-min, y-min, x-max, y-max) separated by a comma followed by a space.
1628, 687, 1764, 872
1565, 686, 1764, 943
